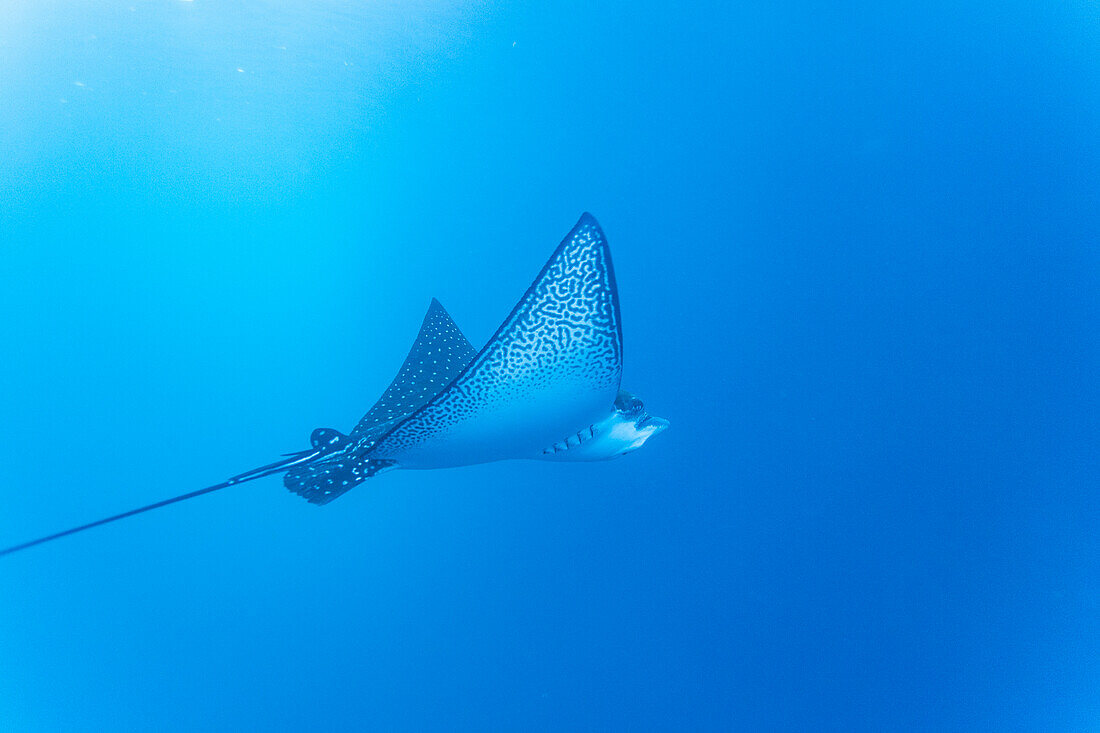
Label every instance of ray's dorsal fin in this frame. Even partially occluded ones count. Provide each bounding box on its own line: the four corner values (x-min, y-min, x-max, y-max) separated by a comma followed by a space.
367, 213, 624, 466
352, 298, 477, 436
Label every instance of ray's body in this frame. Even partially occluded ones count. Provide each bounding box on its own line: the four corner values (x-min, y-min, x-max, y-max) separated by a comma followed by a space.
1, 214, 668, 555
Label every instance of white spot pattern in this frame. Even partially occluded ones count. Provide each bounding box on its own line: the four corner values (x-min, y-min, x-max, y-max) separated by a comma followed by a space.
284, 299, 476, 504
353, 298, 477, 435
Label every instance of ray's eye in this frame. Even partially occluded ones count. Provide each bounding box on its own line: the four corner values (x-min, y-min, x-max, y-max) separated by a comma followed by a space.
614, 390, 645, 417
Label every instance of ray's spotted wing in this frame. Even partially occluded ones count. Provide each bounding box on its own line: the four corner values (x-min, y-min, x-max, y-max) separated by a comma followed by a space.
283, 298, 477, 504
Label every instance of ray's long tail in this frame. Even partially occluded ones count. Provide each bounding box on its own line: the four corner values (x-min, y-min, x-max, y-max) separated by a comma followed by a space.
0, 448, 321, 558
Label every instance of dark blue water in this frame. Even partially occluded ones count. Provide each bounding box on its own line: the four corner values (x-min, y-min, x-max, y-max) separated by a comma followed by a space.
1, 2, 1097, 730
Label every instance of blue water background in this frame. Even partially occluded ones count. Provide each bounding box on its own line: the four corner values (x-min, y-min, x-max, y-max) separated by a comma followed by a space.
1, 1, 1097, 729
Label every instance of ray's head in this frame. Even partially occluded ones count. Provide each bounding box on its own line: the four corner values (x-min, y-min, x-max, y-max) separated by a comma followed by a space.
609, 390, 670, 456
536, 389, 668, 462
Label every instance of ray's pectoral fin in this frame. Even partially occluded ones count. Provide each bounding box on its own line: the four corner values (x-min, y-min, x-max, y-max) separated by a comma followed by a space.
367, 213, 625, 468
352, 298, 477, 437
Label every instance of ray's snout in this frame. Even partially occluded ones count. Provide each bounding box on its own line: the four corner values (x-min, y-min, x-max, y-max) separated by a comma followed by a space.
639, 415, 670, 435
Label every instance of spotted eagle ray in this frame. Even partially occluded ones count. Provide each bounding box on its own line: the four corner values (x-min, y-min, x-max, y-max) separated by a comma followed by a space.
0, 213, 668, 556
